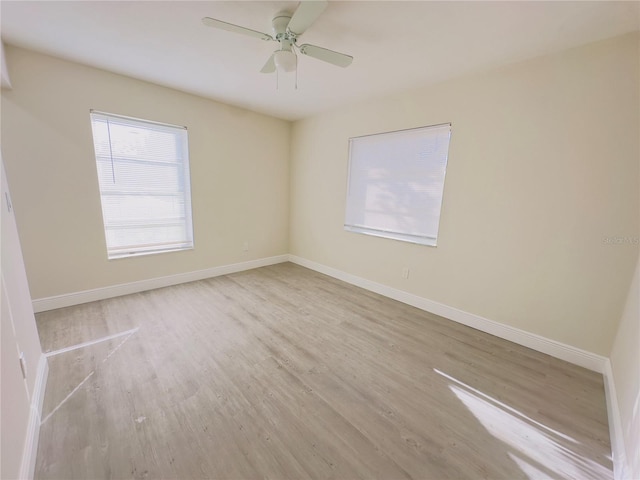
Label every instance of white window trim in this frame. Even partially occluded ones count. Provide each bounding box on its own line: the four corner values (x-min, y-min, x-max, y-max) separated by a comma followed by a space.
89, 110, 194, 259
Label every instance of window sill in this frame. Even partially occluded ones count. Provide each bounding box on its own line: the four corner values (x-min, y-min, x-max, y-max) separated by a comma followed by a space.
107, 245, 194, 260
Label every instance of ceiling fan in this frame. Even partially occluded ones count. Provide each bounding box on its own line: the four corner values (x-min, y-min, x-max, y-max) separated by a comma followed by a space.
202, 0, 353, 75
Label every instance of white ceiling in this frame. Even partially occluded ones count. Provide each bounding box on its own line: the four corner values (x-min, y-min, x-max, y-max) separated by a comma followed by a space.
2, 1, 639, 121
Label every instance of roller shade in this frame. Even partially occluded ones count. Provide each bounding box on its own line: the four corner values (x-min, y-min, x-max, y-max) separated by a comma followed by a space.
345, 123, 451, 246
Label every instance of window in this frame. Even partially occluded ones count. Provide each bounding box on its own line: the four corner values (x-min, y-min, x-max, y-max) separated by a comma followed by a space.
344, 123, 451, 246
89, 111, 194, 259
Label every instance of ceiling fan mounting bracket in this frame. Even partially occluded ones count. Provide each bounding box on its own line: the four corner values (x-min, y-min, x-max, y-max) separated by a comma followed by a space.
272, 14, 302, 47
272, 14, 292, 37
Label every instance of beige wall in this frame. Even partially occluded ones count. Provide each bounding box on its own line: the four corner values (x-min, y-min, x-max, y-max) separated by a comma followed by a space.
1, 46, 290, 300
290, 33, 639, 356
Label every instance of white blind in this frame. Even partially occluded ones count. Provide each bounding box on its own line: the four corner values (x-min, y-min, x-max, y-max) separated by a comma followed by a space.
89, 111, 194, 258
345, 123, 451, 246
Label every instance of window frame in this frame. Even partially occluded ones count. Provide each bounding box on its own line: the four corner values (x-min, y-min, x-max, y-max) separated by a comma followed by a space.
89, 110, 195, 260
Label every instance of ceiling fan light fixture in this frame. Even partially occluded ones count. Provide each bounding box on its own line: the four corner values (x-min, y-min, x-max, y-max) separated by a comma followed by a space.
274, 50, 296, 73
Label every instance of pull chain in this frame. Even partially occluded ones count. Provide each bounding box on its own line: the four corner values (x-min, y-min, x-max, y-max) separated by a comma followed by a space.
106, 118, 116, 183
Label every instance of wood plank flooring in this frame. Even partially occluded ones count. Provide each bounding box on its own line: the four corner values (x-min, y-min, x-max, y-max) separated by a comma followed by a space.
34, 262, 612, 479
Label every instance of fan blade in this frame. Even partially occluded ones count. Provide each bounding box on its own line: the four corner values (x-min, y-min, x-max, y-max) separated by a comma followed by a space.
202, 17, 274, 41
287, 1, 328, 35
261, 53, 276, 74
299, 44, 353, 68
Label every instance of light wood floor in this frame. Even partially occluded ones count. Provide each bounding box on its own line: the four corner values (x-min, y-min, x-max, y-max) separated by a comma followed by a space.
35, 263, 612, 479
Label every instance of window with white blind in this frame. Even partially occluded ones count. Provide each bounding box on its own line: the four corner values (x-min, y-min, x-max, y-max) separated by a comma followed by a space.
89, 111, 194, 259
345, 123, 451, 246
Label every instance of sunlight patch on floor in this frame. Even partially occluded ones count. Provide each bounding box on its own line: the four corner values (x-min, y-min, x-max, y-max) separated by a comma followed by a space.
509, 452, 549, 478
434, 368, 611, 480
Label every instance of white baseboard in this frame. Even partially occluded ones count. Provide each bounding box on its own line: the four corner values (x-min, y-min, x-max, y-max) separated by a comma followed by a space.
603, 360, 630, 480
288, 255, 607, 373
32, 255, 289, 313
19, 354, 48, 479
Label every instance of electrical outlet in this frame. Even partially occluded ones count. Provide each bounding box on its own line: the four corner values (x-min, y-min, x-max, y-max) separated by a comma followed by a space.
242, 241, 249, 252
402, 267, 410, 279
